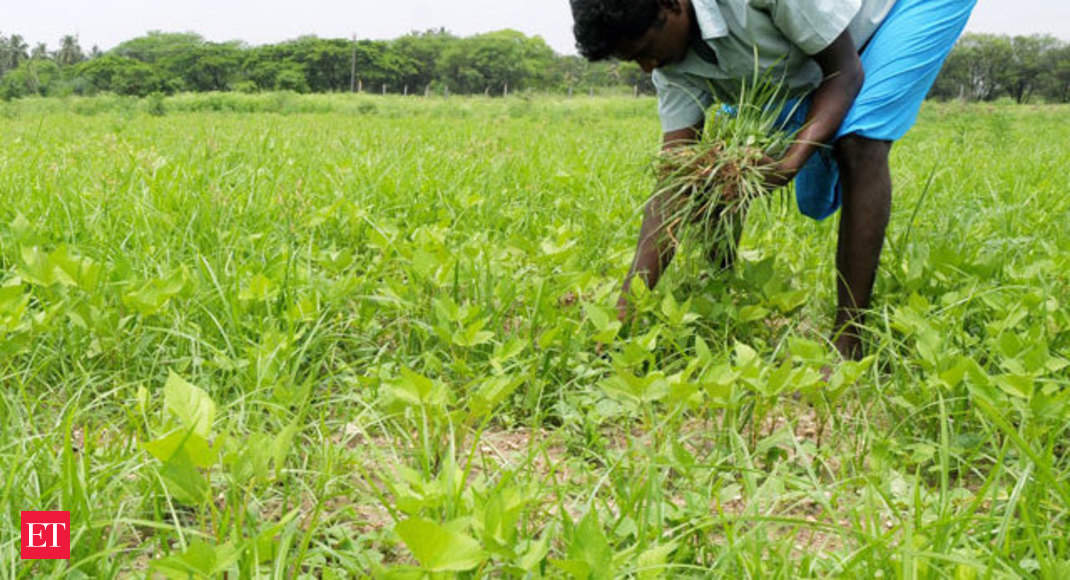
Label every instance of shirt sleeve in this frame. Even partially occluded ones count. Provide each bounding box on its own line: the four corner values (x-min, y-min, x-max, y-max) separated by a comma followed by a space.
757, 0, 862, 55
652, 68, 714, 133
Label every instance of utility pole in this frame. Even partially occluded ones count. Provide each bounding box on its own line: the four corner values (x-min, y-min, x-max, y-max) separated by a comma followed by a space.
350, 33, 357, 93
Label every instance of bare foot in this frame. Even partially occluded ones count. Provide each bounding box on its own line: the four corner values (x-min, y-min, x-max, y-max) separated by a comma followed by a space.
833, 335, 863, 361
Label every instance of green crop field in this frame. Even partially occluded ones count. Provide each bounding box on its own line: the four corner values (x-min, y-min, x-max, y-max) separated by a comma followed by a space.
1, 94, 1068, 578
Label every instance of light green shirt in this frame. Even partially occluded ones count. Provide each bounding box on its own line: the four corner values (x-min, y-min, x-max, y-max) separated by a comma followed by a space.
653, 0, 897, 132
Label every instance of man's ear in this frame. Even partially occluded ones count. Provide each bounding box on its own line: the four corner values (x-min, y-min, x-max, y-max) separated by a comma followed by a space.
658, 0, 682, 14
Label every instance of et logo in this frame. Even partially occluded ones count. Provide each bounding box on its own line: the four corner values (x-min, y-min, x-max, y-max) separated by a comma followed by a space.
21, 511, 71, 560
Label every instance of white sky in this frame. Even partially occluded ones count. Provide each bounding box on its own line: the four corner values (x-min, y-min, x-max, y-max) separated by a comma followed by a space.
3, 0, 1068, 55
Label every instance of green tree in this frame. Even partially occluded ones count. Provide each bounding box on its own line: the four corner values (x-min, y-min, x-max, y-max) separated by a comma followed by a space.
1047, 44, 1070, 103
437, 30, 555, 94
1006, 35, 1061, 103
114, 32, 205, 63
31, 42, 51, 61
0, 58, 62, 98
72, 55, 162, 96
956, 34, 1014, 101
392, 29, 455, 92
3, 34, 30, 73
56, 35, 86, 67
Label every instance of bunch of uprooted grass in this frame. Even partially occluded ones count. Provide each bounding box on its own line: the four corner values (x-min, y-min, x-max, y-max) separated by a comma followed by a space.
652, 77, 802, 266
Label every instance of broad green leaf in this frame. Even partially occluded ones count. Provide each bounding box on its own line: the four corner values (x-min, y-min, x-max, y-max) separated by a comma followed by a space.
601, 369, 668, 405
567, 512, 613, 579
769, 289, 807, 313
143, 429, 216, 468
238, 273, 274, 302
737, 305, 769, 322
636, 542, 677, 580
150, 539, 240, 578
123, 267, 188, 316
733, 342, 759, 370
386, 367, 447, 408
788, 337, 826, 362
519, 530, 551, 572
584, 302, 618, 335
163, 372, 216, 438
454, 318, 494, 347
395, 517, 485, 572
550, 558, 592, 579
470, 375, 522, 417
18, 246, 56, 286
158, 450, 209, 505
994, 374, 1034, 400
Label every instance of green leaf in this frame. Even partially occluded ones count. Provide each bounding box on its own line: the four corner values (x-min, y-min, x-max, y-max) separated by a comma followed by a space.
238, 273, 274, 302
158, 450, 209, 505
550, 558, 592, 579
994, 374, 1034, 400
123, 266, 188, 316
395, 517, 485, 572
518, 530, 551, 572
567, 512, 613, 579
386, 367, 447, 408
163, 372, 216, 438
737, 304, 769, 322
600, 368, 668, 405
453, 318, 494, 347
143, 429, 216, 468
271, 422, 299, 475
150, 539, 240, 578
584, 303, 621, 342
788, 337, 826, 362
733, 342, 759, 370
470, 375, 522, 417
636, 542, 677, 580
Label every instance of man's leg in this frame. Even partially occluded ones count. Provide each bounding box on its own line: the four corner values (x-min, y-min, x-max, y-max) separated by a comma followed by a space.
618, 193, 678, 320
832, 134, 892, 359
618, 193, 743, 320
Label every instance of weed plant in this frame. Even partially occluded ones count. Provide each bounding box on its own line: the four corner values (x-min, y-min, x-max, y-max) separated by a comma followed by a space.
652, 74, 800, 277
0, 94, 1067, 578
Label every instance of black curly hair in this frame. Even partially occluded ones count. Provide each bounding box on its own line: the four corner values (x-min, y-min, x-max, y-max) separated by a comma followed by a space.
570, 0, 668, 61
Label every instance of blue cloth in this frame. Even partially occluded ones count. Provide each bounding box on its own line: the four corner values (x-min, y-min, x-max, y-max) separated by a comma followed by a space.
779, 0, 977, 220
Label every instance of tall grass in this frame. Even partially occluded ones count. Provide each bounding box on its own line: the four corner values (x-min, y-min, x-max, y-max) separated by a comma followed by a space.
0, 94, 1067, 577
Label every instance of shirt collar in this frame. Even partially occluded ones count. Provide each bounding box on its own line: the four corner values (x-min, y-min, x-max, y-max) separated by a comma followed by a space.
691, 0, 730, 40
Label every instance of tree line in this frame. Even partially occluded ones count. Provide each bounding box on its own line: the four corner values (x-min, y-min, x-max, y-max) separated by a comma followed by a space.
1, 30, 1067, 102
929, 33, 1070, 103
0, 29, 651, 100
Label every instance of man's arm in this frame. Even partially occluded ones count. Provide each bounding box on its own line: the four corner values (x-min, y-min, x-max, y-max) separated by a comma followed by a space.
766, 29, 865, 186
617, 123, 703, 320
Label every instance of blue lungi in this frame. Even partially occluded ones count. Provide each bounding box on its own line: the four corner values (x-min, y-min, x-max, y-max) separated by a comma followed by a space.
781, 0, 977, 220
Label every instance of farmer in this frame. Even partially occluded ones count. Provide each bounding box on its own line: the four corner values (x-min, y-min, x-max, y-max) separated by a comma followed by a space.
570, 0, 976, 359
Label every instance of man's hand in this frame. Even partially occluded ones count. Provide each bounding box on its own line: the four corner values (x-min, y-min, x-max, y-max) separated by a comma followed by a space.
758, 154, 800, 192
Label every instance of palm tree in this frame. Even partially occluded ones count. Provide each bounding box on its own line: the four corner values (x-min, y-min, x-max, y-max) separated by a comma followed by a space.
56, 35, 84, 67
0, 33, 8, 76
7, 34, 29, 69
31, 42, 51, 61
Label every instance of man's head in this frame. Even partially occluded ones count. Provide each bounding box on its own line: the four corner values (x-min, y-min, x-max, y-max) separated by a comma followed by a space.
570, 0, 694, 73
